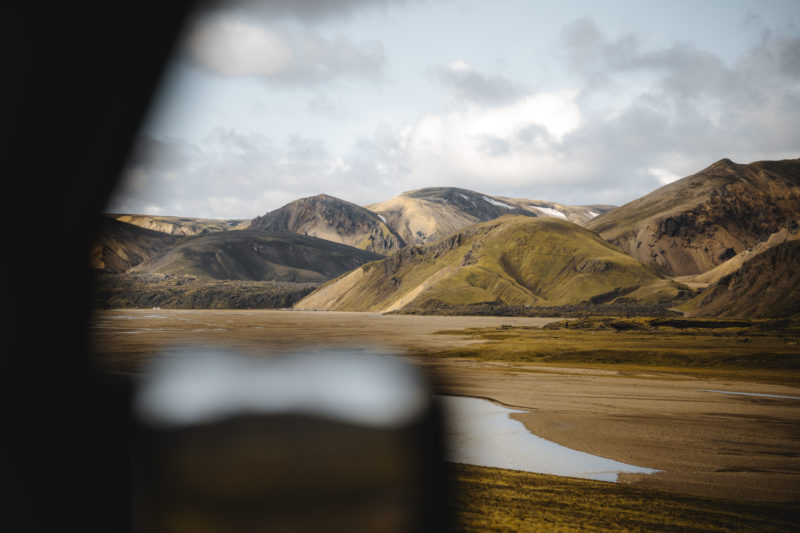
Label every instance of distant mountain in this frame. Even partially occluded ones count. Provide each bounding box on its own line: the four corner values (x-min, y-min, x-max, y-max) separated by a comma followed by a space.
295, 215, 686, 313
250, 194, 404, 255
128, 230, 382, 283
107, 213, 250, 235
586, 158, 800, 276
366, 187, 611, 246
91, 217, 179, 273
681, 239, 800, 318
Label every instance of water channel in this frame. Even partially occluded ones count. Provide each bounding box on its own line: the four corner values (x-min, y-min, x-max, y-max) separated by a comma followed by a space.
441, 395, 659, 482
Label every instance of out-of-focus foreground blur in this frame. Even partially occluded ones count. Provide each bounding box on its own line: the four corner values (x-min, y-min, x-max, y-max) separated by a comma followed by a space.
132, 349, 451, 532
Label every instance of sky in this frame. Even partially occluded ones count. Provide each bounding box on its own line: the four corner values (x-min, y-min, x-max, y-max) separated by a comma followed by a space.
106, 0, 800, 219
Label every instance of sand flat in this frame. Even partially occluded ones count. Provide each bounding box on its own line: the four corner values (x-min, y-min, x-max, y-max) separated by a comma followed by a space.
90, 309, 560, 365
91, 309, 800, 504
428, 357, 800, 503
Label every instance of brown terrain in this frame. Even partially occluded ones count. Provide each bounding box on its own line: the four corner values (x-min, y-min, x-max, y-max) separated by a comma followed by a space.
682, 238, 800, 317
108, 213, 250, 235
586, 158, 800, 276
91, 217, 179, 273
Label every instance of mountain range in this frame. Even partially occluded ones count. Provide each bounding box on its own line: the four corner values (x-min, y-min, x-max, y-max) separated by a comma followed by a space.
97, 157, 800, 317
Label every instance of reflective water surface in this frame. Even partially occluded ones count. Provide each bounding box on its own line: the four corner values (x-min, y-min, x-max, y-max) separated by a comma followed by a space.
441, 395, 659, 482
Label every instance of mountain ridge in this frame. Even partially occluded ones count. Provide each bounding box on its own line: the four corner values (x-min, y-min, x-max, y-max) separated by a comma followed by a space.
295, 215, 687, 314
250, 193, 404, 255
586, 158, 800, 276
366, 187, 611, 246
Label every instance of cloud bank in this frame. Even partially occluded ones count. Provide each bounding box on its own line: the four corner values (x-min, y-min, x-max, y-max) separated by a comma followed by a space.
183, 15, 385, 84
110, 15, 800, 218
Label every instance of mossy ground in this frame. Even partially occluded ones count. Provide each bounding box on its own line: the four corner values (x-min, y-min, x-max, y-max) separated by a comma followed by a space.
450, 463, 799, 532
431, 317, 800, 386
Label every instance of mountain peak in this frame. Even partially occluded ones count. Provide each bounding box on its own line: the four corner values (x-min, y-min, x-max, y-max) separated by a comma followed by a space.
250, 193, 404, 254
710, 157, 738, 170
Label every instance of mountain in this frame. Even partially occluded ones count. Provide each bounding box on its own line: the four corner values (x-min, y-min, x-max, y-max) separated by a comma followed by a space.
250, 194, 404, 255
295, 215, 686, 313
675, 220, 800, 289
681, 239, 800, 318
366, 187, 612, 246
91, 217, 180, 273
586, 158, 800, 276
108, 214, 250, 235
127, 230, 383, 283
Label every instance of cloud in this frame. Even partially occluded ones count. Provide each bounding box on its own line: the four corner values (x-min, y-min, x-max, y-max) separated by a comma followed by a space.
551, 17, 800, 195
108, 130, 395, 218
183, 15, 385, 84
199, 0, 410, 22
344, 88, 585, 196
113, 16, 800, 217
435, 60, 526, 106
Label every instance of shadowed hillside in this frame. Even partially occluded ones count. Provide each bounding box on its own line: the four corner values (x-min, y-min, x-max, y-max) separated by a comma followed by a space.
129, 230, 382, 282
682, 239, 800, 318
586, 158, 800, 276
91, 217, 180, 273
296, 215, 687, 313
250, 194, 404, 254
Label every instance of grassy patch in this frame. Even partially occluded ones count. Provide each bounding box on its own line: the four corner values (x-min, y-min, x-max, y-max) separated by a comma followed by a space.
430, 318, 800, 385
451, 463, 799, 532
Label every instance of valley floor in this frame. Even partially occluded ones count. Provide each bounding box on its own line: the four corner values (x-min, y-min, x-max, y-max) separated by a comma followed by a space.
90, 309, 800, 530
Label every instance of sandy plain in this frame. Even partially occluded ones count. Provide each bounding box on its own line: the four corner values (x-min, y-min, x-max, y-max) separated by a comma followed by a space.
90, 309, 800, 506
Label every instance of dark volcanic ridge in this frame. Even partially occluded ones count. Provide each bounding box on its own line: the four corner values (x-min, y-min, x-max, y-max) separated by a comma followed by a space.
128, 229, 382, 283
93, 273, 318, 310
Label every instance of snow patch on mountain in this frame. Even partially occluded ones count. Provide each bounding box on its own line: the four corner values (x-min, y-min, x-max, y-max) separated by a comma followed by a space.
482, 195, 513, 209
531, 206, 567, 219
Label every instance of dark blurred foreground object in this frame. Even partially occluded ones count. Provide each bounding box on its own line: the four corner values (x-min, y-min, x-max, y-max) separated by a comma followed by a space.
132, 349, 451, 532
3, 3, 452, 530
3, 2, 192, 531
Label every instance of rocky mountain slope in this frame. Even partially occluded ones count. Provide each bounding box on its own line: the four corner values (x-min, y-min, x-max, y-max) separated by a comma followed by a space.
250, 194, 404, 255
681, 239, 800, 318
586, 158, 800, 276
296, 215, 686, 313
675, 220, 800, 289
366, 187, 612, 246
91, 217, 180, 273
127, 230, 382, 283
108, 213, 249, 235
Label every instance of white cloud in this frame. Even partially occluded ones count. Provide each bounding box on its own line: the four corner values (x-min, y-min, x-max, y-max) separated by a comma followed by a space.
389, 89, 583, 189
182, 15, 385, 84
185, 19, 292, 76
648, 167, 680, 185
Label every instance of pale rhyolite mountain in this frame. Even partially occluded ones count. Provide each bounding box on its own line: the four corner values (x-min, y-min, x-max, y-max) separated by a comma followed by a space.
107, 213, 250, 235
366, 187, 613, 246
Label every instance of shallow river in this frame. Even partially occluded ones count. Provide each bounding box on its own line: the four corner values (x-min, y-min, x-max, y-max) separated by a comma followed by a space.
441, 395, 658, 482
